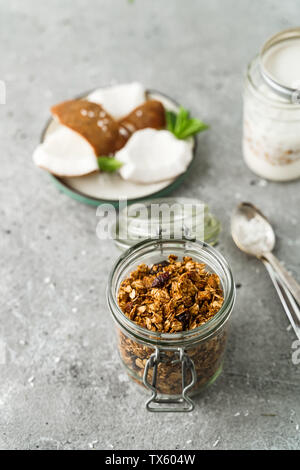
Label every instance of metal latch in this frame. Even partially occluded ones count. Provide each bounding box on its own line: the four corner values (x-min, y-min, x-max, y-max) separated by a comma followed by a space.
143, 348, 197, 412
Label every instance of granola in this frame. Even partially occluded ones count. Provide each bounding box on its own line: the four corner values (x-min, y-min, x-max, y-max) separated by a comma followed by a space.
118, 328, 227, 395
118, 255, 224, 333
116, 255, 228, 396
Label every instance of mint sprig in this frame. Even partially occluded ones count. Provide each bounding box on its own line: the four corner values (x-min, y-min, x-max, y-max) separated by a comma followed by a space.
97, 156, 123, 173
166, 106, 209, 140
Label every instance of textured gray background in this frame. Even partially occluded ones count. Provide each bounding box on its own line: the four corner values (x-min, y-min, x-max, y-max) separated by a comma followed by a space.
1, 0, 300, 450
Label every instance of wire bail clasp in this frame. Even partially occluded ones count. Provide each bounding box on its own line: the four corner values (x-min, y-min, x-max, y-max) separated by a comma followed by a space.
143, 347, 197, 412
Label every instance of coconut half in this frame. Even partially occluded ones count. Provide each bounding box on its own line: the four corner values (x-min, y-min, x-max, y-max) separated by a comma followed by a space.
116, 128, 193, 184
87, 82, 146, 119
33, 125, 98, 177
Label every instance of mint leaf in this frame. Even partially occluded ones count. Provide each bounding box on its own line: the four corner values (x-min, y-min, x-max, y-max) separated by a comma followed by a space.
176, 118, 209, 139
97, 156, 123, 173
165, 106, 208, 140
166, 110, 177, 132
174, 106, 189, 135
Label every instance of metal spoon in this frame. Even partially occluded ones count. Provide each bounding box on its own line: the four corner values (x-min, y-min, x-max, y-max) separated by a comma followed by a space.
264, 261, 300, 341
231, 202, 300, 339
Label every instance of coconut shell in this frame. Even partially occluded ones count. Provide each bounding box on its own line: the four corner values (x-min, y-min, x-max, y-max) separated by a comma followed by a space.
119, 100, 166, 136
51, 99, 127, 156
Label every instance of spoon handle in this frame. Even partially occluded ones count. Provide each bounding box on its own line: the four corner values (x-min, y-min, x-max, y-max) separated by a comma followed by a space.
263, 252, 300, 305
263, 261, 300, 341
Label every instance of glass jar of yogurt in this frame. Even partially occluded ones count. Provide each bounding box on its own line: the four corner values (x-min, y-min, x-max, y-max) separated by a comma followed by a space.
107, 238, 235, 412
243, 28, 300, 181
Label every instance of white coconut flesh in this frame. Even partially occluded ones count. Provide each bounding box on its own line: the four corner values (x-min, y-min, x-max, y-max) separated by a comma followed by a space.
87, 82, 146, 119
116, 128, 193, 184
33, 125, 98, 177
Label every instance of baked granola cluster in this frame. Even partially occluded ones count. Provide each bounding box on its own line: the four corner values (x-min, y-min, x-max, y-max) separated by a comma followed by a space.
118, 255, 224, 333
118, 328, 227, 395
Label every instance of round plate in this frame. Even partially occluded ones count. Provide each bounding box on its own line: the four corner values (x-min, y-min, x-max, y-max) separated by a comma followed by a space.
41, 89, 196, 207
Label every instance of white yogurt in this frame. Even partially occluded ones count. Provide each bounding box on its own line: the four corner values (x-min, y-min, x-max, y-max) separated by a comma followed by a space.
261, 37, 300, 89
243, 31, 300, 182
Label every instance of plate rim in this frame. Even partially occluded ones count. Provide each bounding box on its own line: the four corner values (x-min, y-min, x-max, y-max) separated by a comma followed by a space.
41, 88, 197, 207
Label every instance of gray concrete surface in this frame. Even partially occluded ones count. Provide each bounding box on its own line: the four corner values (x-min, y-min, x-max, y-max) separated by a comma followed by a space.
1, 0, 300, 450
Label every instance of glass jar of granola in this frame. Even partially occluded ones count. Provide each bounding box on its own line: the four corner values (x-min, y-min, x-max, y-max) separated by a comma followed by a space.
243, 28, 300, 181
107, 238, 235, 412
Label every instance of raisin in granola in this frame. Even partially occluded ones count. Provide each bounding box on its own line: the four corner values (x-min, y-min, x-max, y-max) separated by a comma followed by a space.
116, 254, 227, 395
117, 254, 224, 333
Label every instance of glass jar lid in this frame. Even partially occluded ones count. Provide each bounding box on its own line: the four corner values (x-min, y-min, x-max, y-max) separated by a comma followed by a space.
260, 28, 300, 103
112, 197, 221, 251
